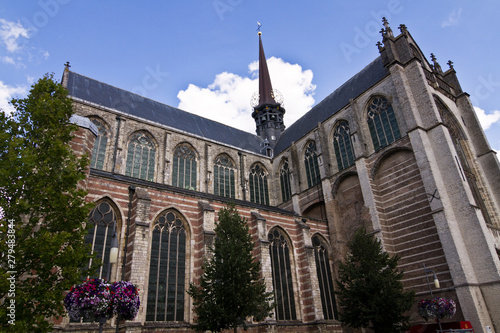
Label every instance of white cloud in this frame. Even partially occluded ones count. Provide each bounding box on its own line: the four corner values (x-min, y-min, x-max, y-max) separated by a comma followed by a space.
177, 57, 316, 133
0, 81, 28, 115
0, 19, 48, 67
442, 8, 462, 28
0, 18, 30, 53
2, 56, 15, 65
474, 106, 500, 130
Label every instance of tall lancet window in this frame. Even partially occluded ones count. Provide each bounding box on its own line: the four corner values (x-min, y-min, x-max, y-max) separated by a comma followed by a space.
172, 143, 197, 190
213, 154, 236, 199
435, 97, 492, 225
84, 200, 118, 280
89, 118, 108, 170
75, 200, 120, 323
125, 132, 156, 181
312, 235, 339, 320
249, 164, 269, 205
333, 120, 355, 171
367, 96, 401, 151
146, 209, 187, 322
268, 228, 297, 321
304, 141, 321, 188
279, 159, 292, 203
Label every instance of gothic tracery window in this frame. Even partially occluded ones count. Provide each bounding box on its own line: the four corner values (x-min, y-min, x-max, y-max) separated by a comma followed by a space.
312, 235, 338, 320
435, 97, 492, 224
75, 200, 120, 323
333, 121, 355, 171
84, 200, 118, 280
249, 164, 269, 205
89, 118, 108, 170
172, 143, 197, 190
367, 96, 401, 151
125, 132, 156, 181
304, 141, 321, 188
214, 154, 236, 199
146, 210, 187, 322
268, 228, 297, 321
280, 159, 292, 203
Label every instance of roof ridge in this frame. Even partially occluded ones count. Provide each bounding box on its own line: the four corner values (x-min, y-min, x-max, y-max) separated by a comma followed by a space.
316, 56, 384, 108
66, 71, 265, 154
273, 56, 388, 154
67, 70, 261, 139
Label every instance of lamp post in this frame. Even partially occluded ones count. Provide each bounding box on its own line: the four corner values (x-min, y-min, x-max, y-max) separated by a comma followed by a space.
99, 231, 118, 333
423, 263, 443, 332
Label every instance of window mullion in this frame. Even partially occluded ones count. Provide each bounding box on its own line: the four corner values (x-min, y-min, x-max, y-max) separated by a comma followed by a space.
154, 229, 163, 321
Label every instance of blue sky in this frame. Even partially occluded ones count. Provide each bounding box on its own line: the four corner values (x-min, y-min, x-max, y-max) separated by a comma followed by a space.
1, 0, 500, 153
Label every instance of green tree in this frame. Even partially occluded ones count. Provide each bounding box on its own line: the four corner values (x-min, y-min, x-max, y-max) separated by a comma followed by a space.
188, 204, 274, 333
335, 228, 415, 333
0, 74, 93, 332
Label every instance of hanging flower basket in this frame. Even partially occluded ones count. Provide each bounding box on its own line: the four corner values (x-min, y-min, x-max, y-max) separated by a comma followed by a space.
418, 297, 456, 321
64, 278, 113, 321
111, 281, 140, 320
64, 279, 140, 322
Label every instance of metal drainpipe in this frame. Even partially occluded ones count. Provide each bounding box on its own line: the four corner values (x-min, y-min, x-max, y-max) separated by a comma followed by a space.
112, 116, 121, 173
238, 152, 246, 201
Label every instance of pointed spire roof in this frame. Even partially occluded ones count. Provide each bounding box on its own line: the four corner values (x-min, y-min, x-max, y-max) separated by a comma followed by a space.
257, 32, 277, 107
430, 53, 443, 74
380, 17, 394, 39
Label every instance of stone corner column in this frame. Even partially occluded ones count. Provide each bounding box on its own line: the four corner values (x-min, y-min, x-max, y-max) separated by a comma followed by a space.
250, 211, 274, 322
295, 218, 324, 322
198, 200, 216, 257
125, 187, 151, 324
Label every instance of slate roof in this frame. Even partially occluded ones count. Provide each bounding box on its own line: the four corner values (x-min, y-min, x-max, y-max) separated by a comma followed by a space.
65, 55, 388, 157
65, 71, 265, 154
273, 56, 389, 154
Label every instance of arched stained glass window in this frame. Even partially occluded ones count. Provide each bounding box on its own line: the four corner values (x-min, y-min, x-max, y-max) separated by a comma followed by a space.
304, 141, 321, 188
333, 121, 355, 171
125, 132, 156, 181
249, 164, 269, 205
367, 96, 401, 151
172, 144, 197, 190
90, 118, 108, 170
214, 154, 236, 198
85, 201, 118, 280
280, 159, 292, 203
312, 235, 338, 320
268, 228, 296, 321
146, 210, 187, 322
76, 200, 119, 323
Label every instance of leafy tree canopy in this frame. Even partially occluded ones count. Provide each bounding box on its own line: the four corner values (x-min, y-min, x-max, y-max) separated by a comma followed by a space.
0, 74, 94, 332
335, 228, 415, 333
188, 204, 274, 332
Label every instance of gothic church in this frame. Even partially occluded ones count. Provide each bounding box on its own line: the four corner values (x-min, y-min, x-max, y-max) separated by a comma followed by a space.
58, 20, 500, 333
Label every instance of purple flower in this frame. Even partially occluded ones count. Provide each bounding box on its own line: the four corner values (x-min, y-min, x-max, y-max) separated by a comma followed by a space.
111, 281, 140, 320
418, 297, 456, 321
64, 279, 114, 321
64, 279, 140, 321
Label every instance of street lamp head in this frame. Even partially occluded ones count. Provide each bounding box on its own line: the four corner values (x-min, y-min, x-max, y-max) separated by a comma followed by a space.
109, 233, 119, 264
423, 263, 440, 294
433, 275, 440, 289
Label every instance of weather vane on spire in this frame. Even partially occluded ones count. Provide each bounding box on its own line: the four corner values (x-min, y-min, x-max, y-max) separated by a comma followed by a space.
257, 21, 262, 32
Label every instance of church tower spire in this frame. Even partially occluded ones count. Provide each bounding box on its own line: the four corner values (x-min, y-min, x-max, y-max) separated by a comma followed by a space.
257, 32, 276, 107
251, 30, 285, 153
